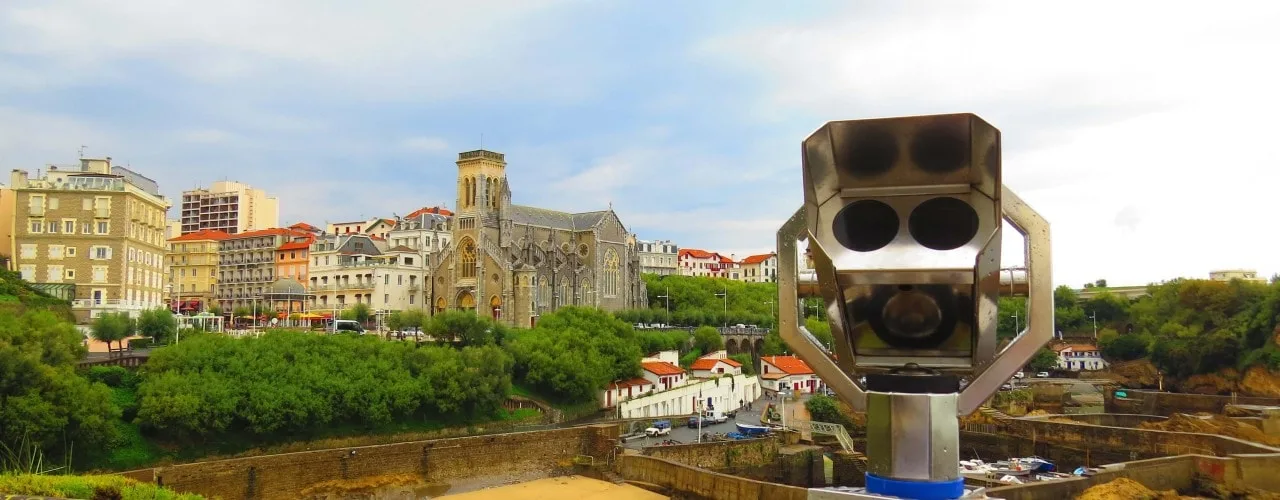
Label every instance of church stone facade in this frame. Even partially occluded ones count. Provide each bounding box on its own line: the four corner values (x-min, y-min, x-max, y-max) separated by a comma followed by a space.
430, 150, 647, 327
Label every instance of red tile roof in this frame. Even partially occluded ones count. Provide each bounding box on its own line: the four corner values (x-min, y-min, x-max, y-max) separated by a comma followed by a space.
169, 229, 230, 242
408, 206, 454, 218
611, 377, 653, 388
690, 358, 720, 370
740, 253, 776, 265
719, 255, 735, 264
289, 222, 319, 231
719, 357, 742, 367
762, 356, 814, 375
386, 245, 416, 253
642, 361, 684, 376
278, 241, 311, 251
679, 248, 716, 259
1062, 344, 1099, 352
226, 228, 295, 239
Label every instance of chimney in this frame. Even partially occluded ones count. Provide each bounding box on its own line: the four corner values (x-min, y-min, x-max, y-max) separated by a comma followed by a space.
10, 169, 30, 188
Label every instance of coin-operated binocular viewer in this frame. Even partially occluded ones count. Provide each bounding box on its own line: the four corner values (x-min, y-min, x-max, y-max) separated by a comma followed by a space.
777, 114, 1052, 500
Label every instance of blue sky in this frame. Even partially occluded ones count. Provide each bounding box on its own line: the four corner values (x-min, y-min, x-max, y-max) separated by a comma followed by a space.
2, 1, 1279, 287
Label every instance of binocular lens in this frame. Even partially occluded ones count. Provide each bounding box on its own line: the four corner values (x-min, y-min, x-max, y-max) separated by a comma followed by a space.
882, 289, 942, 340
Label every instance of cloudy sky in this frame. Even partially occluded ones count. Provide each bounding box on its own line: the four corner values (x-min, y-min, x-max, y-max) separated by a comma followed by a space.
2, 1, 1276, 287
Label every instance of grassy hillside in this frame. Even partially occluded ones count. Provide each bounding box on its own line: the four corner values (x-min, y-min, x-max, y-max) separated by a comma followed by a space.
0, 268, 73, 319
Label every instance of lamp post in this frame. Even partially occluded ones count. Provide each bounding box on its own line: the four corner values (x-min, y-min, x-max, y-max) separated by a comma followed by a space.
1089, 311, 1098, 339
656, 286, 671, 325
714, 285, 727, 328
1011, 309, 1020, 336
765, 299, 775, 328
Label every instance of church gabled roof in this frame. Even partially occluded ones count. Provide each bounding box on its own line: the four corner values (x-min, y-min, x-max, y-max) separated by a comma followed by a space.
509, 205, 613, 231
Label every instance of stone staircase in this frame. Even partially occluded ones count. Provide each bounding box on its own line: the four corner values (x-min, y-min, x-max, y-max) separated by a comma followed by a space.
979, 406, 1014, 421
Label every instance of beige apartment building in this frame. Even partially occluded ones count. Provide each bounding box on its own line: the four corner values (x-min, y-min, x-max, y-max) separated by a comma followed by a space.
180, 181, 279, 236
215, 227, 301, 311
0, 184, 14, 270
10, 158, 171, 322
636, 239, 679, 276
167, 229, 229, 313
1209, 269, 1267, 283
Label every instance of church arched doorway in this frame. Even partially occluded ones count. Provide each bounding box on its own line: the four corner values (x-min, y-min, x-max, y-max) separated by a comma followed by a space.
490, 295, 502, 320
435, 297, 447, 314
457, 291, 476, 312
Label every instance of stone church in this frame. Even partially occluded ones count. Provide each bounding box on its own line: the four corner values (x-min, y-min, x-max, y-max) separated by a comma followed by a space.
430, 149, 647, 327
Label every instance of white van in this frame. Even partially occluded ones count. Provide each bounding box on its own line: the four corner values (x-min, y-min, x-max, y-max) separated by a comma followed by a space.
330, 320, 365, 334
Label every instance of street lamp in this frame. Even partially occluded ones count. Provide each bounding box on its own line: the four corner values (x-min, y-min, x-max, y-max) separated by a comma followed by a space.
1011, 309, 1020, 336
1089, 311, 1098, 339
714, 285, 727, 328
764, 299, 775, 328
656, 286, 671, 325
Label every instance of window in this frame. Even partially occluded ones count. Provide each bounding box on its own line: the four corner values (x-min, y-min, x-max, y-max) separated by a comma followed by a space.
19, 265, 35, 281
409, 295, 414, 304
48, 245, 63, 260
91, 246, 111, 260
384, 294, 389, 304
397, 275, 403, 285
384, 274, 390, 285
82, 198, 92, 211
47, 221, 58, 234
28, 194, 45, 216
66, 246, 76, 257
459, 238, 477, 279
604, 249, 620, 297
63, 220, 75, 234
47, 265, 63, 282
92, 266, 108, 283
97, 221, 109, 235
65, 269, 76, 280
405, 257, 414, 265
20, 244, 36, 259
93, 197, 111, 218
29, 219, 43, 233
81, 222, 92, 234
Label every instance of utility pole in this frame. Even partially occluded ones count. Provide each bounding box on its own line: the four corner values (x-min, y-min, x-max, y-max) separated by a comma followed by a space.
714, 285, 727, 327
657, 286, 670, 325
1011, 309, 1020, 336
1089, 311, 1098, 339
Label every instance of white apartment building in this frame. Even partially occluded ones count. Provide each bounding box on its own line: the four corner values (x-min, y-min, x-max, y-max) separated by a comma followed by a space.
678, 248, 732, 278
1209, 269, 1267, 283
308, 234, 426, 313
636, 239, 679, 276
387, 207, 453, 272
1055, 344, 1108, 371
736, 253, 778, 283
180, 181, 279, 236
215, 228, 299, 311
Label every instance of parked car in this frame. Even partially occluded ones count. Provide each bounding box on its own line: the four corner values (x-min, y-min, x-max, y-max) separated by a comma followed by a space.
687, 416, 713, 428
1036, 372, 1050, 378
330, 320, 365, 334
645, 420, 672, 437
1014, 371, 1026, 379
1000, 383, 1013, 391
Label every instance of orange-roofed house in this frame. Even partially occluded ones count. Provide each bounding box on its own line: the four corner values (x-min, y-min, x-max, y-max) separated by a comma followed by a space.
275, 235, 314, 289
736, 253, 778, 283
642, 361, 688, 391
598, 377, 655, 409
678, 248, 733, 278
166, 229, 230, 314
1056, 344, 1107, 371
760, 355, 824, 394
690, 356, 743, 378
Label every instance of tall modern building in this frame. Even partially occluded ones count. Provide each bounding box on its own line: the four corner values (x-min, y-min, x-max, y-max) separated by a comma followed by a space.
180, 181, 279, 236
636, 239, 679, 276
10, 157, 171, 322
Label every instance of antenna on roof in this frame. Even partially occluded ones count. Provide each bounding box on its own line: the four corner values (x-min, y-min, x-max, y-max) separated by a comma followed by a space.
78, 145, 87, 158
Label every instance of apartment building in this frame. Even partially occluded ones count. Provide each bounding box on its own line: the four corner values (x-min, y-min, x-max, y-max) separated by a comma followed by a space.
737, 253, 778, 283
309, 234, 427, 312
215, 228, 300, 311
636, 239, 679, 276
180, 181, 279, 235
10, 158, 171, 322
387, 207, 453, 270
166, 229, 229, 313
1209, 269, 1267, 283
275, 235, 313, 285
678, 248, 732, 278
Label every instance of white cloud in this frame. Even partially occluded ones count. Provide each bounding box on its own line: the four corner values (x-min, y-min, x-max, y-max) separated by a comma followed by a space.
0, 0, 596, 100
692, 1, 1280, 286
400, 136, 450, 152
0, 107, 117, 167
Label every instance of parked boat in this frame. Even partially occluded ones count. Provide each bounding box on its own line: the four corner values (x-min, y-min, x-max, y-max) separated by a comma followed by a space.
736, 423, 771, 436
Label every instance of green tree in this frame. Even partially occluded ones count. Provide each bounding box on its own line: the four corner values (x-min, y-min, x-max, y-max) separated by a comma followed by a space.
1098, 329, 1148, 361
1027, 347, 1059, 372
206, 304, 223, 316
0, 310, 119, 462
761, 329, 790, 356
804, 317, 834, 349
1053, 285, 1086, 333
1085, 291, 1130, 324
997, 296, 1028, 339
232, 305, 251, 318
386, 311, 405, 332
506, 307, 642, 402
729, 353, 756, 375
344, 303, 372, 324
136, 308, 177, 345
692, 326, 724, 354
639, 275, 777, 327
91, 312, 133, 354
425, 310, 506, 347
804, 394, 854, 429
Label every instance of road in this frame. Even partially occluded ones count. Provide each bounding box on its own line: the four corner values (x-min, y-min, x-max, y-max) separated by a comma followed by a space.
622, 395, 778, 449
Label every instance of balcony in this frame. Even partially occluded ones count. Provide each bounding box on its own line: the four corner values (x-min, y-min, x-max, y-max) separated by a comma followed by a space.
309, 282, 376, 292
71, 299, 150, 311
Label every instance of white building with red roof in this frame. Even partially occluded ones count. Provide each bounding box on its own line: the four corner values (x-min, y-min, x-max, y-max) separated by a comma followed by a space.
690, 357, 743, 378
760, 355, 824, 394
678, 248, 733, 278
1054, 344, 1108, 371
642, 361, 688, 390
736, 253, 778, 283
